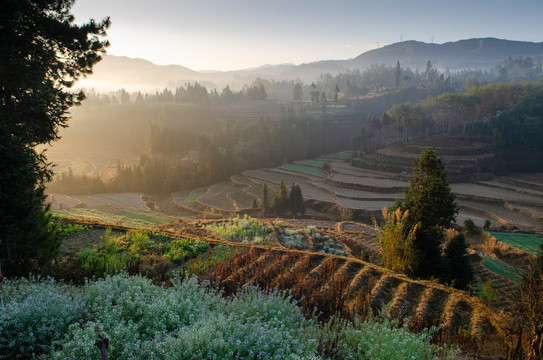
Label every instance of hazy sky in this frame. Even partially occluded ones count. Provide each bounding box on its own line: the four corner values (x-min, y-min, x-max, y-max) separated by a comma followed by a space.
71, 0, 543, 71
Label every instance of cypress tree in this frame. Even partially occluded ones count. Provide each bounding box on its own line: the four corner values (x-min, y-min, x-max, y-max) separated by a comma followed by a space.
400, 147, 458, 278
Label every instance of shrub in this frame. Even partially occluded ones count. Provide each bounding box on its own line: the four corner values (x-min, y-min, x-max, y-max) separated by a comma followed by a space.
0, 277, 86, 359
464, 219, 475, 233
323, 314, 459, 360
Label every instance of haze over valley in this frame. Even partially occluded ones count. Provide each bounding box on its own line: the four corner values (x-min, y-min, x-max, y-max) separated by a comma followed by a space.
5, 1, 543, 358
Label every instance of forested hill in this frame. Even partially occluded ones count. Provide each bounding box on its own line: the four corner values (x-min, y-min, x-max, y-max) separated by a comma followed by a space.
80, 38, 543, 90
349, 38, 543, 70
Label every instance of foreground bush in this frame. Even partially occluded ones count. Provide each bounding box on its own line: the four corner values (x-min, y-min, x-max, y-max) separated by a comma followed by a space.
0, 277, 86, 359
1, 274, 458, 359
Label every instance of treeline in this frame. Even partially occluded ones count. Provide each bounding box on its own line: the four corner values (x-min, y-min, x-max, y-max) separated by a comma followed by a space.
315, 56, 543, 100
85, 80, 267, 106
352, 80, 543, 172
49, 110, 351, 194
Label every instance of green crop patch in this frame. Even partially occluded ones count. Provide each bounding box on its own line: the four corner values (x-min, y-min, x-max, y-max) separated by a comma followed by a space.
294, 159, 328, 168
51, 208, 176, 227
321, 150, 356, 160
482, 256, 521, 282
488, 231, 543, 254
280, 163, 326, 177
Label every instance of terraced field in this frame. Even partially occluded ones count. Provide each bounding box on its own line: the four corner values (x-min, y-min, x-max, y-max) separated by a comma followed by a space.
198, 245, 506, 355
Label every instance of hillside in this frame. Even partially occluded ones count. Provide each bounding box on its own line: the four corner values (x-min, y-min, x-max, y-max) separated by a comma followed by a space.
349, 38, 543, 70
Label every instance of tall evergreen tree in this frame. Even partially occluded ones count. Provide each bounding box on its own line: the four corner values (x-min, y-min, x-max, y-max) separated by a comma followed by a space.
400, 147, 458, 278
442, 233, 473, 289
288, 183, 305, 216
0, 0, 109, 276
272, 179, 289, 215
261, 183, 269, 213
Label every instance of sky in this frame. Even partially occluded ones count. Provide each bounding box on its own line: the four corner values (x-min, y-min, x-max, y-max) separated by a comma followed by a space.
71, 0, 543, 72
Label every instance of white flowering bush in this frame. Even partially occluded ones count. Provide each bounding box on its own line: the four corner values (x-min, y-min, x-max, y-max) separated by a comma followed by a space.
324, 315, 459, 360
205, 215, 272, 245
280, 228, 307, 250
2, 274, 460, 359
0, 277, 86, 359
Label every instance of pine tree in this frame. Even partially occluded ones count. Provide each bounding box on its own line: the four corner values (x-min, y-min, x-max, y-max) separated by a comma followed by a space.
288, 183, 305, 216
261, 183, 269, 213
272, 179, 289, 215
442, 234, 473, 289
400, 147, 458, 278
1, 0, 109, 276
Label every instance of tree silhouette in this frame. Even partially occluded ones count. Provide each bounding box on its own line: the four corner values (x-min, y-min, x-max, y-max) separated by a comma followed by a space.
0, 0, 109, 275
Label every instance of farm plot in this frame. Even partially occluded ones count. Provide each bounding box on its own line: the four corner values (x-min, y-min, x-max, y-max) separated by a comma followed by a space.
506, 203, 543, 221
480, 179, 543, 198
100, 193, 148, 210
51, 208, 176, 227
455, 208, 488, 227
294, 159, 328, 168
330, 161, 399, 179
280, 163, 326, 178
515, 173, 543, 185
482, 256, 521, 282
309, 180, 402, 200
230, 174, 256, 186
487, 231, 543, 255
458, 200, 543, 229
327, 173, 406, 192
298, 183, 336, 202
227, 190, 255, 210
452, 183, 543, 205
69, 194, 138, 209
499, 176, 543, 192
47, 194, 80, 210
243, 169, 309, 185
320, 150, 356, 160
196, 183, 237, 211
335, 198, 393, 211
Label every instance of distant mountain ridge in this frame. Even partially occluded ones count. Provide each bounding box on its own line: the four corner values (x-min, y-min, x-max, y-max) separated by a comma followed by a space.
82, 38, 543, 91
349, 38, 543, 70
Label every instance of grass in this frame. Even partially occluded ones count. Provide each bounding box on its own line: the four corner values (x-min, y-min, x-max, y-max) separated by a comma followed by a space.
487, 231, 543, 254
51, 208, 176, 227
183, 190, 205, 205
280, 163, 326, 177
294, 159, 328, 168
482, 256, 522, 282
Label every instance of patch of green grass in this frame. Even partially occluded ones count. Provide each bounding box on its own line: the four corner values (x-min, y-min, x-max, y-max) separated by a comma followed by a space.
51, 208, 176, 227
482, 256, 521, 282
77, 229, 208, 277
183, 190, 205, 205
280, 163, 326, 177
294, 159, 328, 168
488, 231, 543, 254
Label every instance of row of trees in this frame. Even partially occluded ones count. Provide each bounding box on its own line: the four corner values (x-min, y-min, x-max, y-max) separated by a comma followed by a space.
260, 180, 305, 217
87, 80, 267, 106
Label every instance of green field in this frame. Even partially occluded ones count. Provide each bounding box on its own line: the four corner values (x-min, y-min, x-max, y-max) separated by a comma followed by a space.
52, 208, 176, 227
321, 150, 356, 160
280, 163, 326, 177
482, 256, 521, 282
488, 231, 543, 254
294, 159, 328, 168
183, 190, 205, 205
